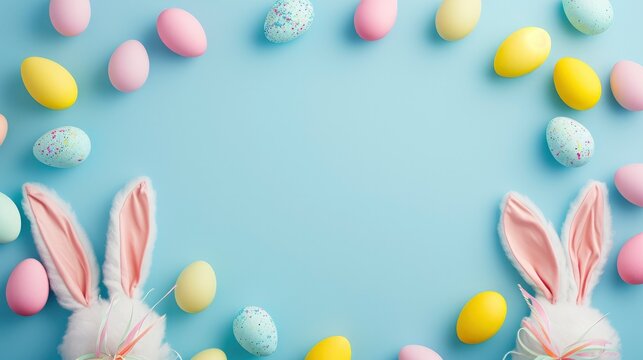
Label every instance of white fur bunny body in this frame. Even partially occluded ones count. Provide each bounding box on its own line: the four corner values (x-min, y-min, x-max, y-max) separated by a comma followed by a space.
22, 178, 173, 360
499, 181, 620, 360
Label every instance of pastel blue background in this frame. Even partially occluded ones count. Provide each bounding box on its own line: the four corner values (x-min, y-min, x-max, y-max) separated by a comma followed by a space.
1, 0, 643, 358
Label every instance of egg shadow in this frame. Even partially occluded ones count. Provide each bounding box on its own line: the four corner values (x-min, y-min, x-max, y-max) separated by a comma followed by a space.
220, 312, 260, 360
2, 72, 54, 120
604, 78, 640, 120
31, 1, 61, 40
343, 4, 367, 46
426, 5, 448, 46
555, 1, 588, 39
252, 5, 282, 49
142, 26, 188, 64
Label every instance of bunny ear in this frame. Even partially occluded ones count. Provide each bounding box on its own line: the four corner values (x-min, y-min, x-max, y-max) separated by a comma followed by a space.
562, 181, 611, 305
22, 184, 99, 311
103, 178, 157, 299
499, 192, 565, 304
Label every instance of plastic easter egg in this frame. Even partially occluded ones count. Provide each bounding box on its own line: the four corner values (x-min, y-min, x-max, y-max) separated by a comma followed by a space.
49, 0, 91, 36
0, 192, 21, 244
615, 164, 643, 206
435, 0, 481, 41
494, 27, 551, 78
233, 306, 278, 356
618, 233, 643, 284
265, 0, 315, 43
33, 126, 91, 168
108, 40, 149, 93
554, 57, 601, 110
0, 114, 7, 146
175, 260, 216, 313
192, 348, 227, 360
611, 60, 643, 111
456, 291, 506, 344
399, 345, 443, 360
563, 0, 613, 35
21, 57, 78, 110
157, 8, 207, 57
354, 0, 397, 41
6, 259, 49, 316
305, 336, 351, 360
546, 117, 594, 168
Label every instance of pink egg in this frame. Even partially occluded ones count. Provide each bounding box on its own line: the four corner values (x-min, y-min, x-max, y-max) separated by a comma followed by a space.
0, 114, 7, 146
354, 0, 397, 41
108, 40, 150, 93
399, 345, 443, 360
49, 0, 91, 36
6, 259, 49, 316
618, 233, 643, 284
157, 8, 207, 57
615, 163, 643, 207
611, 60, 643, 111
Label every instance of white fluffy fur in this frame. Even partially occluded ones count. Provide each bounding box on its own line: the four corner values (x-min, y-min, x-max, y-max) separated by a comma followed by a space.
500, 181, 620, 360
103, 177, 157, 299
22, 183, 100, 311
22, 179, 173, 360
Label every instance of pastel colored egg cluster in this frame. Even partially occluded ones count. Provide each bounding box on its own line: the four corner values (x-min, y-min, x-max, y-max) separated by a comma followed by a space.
546, 117, 594, 168
33, 126, 91, 168
233, 306, 279, 356
264, 0, 315, 43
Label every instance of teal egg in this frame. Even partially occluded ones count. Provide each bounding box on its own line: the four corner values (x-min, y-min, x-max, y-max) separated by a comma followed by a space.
264, 0, 314, 43
33, 126, 91, 168
233, 306, 278, 356
563, 0, 613, 35
546, 117, 594, 168
0, 192, 21, 244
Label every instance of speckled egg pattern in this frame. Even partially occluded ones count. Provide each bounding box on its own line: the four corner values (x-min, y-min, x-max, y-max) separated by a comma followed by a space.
33, 126, 91, 168
546, 117, 594, 168
264, 0, 314, 43
563, 0, 613, 35
233, 306, 278, 356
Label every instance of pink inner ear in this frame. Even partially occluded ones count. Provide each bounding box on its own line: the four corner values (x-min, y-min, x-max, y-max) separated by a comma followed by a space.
503, 195, 560, 303
119, 181, 152, 298
25, 186, 92, 307
568, 184, 604, 304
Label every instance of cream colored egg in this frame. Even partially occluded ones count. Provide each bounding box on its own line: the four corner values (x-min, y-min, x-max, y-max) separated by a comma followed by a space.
192, 348, 227, 360
435, 0, 481, 41
175, 260, 216, 313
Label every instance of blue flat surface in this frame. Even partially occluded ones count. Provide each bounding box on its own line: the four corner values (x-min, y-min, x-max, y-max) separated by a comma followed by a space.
2, 1, 643, 359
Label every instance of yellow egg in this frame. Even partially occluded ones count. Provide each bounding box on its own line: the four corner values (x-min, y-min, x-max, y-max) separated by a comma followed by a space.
305, 336, 351, 360
175, 260, 217, 313
20, 57, 78, 110
456, 291, 506, 344
435, 0, 481, 41
191, 348, 227, 360
553, 57, 602, 110
494, 27, 551, 78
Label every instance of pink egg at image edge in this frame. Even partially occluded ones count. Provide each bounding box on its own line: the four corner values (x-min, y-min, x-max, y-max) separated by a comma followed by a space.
611, 60, 643, 111
49, 0, 91, 36
614, 164, 643, 207
618, 233, 643, 285
0, 114, 7, 145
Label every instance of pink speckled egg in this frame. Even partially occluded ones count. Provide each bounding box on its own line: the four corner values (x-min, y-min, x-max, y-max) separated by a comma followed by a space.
0, 114, 7, 145
157, 8, 207, 57
611, 60, 643, 111
615, 164, 643, 207
618, 233, 643, 285
108, 40, 149, 93
6, 259, 49, 316
354, 0, 397, 41
49, 0, 91, 36
399, 345, 443, 360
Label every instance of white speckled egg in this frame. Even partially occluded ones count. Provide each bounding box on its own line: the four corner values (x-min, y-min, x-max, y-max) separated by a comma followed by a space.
546, 117, 594, 168
0, 192, 21, 244
562, 0, 613, 35
33, 126, 91, 168
264, 0, 314, 43
233, 306, 278, 356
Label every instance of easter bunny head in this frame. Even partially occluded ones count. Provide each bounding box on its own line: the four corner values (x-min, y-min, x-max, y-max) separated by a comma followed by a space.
499, 181, 620, 360
22, 178, 174, 360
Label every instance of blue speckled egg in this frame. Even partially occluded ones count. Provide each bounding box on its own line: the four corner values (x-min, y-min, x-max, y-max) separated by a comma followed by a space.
264, 0, 314, 43
546, 117, 594, 168
233, 306, 278, 356
563, 0, 613, 35
33, 126, 91, 168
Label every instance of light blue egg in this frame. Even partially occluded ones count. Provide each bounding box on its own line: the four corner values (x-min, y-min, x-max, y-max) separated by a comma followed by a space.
546, 117, 594, 168
233, 306, 278, 356
33, 126, 91, 168
563, 0, 613, 35
264, 0, 314, 43
0, 192, 21, 244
